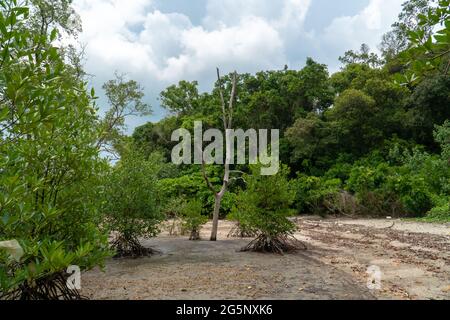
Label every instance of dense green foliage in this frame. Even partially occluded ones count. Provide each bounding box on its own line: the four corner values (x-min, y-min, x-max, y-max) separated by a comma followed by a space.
132, 0, 450, 223
103, 149, 164, 256
230, 165, 306, 253
0, 0, 110, 298
0, 0, 449, 299
231, 165, 296, 238
180, 199, 208, 241
396, 0, 450, 83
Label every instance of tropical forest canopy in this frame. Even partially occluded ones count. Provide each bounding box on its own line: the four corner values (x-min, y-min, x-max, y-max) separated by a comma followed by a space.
134, 0, 450, 221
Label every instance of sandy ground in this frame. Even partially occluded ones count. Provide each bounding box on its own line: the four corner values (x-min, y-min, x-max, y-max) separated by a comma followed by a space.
293, 217, 450, 300
81, 217, 450, 300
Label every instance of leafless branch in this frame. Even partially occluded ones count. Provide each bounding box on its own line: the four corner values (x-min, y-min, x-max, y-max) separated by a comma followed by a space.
227, 72, 237, 128
216, 68, 228, 131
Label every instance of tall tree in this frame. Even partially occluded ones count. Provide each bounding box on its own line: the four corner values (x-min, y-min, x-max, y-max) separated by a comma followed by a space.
201, 69, 237, 241
339, 44, 383, 68
27, 0, 82, 37
160, 80, 200, 115
98, 73, 152, 158
380, 0, 436, 61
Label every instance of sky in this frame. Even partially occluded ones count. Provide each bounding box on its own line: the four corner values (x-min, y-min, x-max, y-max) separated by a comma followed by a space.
71, 0, 406, 133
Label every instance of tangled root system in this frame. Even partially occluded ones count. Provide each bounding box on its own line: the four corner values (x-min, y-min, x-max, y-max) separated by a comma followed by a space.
112, 235, 158, 258
1, 272, 85, 300
241, 234, 307, 254
189, 229, 201, 241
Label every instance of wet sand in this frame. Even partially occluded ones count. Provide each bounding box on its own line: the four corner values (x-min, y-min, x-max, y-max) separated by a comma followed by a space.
81, 218, 449, 300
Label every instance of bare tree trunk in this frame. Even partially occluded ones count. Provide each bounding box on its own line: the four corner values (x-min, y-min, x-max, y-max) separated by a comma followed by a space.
202, 68, 237, 242
210, 194, 222, 241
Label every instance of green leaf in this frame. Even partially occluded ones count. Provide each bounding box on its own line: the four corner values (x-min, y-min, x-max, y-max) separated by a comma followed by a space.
434, 34, 449, 44
9, 10, 16, 26
0, 107, 8, 121
11, 6, 29, 18
0, 13, 8, 35
50, 28, 58, 42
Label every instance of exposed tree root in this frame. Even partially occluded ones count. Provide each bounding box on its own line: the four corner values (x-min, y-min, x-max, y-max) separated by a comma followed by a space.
0, 272, 85, 300
189, 229, 201, 241
227, 224, 257, 238
241, 234, 307, 254
112, 235, 158, 258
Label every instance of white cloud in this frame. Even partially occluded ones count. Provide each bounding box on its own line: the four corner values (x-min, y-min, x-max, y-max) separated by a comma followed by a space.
74, 0, 294, 85
322, 0, 404, 60
74, 0, 151, 33
203, 0, 277, 27
161, 17, 284, 81
202, 0, 310, 29
277, 0, 311, 29
71, 0, 403, 129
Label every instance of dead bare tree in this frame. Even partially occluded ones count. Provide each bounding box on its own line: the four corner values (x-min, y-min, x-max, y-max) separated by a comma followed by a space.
201, 68, 237, 241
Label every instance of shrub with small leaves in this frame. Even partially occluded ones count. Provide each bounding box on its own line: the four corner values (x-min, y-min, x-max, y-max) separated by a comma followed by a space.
103, 149, 164, 257
232, 165, 305, 254
181, 199, 208, 241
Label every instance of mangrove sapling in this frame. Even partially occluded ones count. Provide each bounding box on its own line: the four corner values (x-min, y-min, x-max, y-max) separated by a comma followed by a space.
181, 199, 208, 241
103, 149, 164, 258
162, 197, 188, 236
227, 211, 257, 238
233, 165, 306, 254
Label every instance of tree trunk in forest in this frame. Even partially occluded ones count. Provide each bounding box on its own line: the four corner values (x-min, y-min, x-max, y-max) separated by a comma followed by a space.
202, 68, 237, 242
210, 194, 222, 241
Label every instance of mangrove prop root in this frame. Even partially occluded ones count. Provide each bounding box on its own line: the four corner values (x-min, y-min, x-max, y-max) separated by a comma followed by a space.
189, 229, 201, 241
241, 234, 307, 254
112, 235, 158, 258
0, 272, 86, 300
